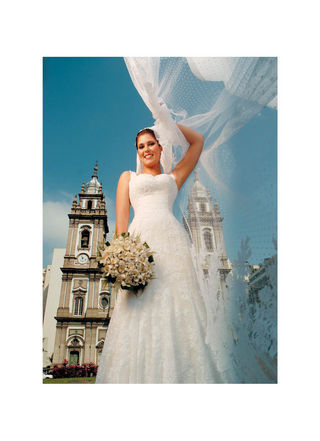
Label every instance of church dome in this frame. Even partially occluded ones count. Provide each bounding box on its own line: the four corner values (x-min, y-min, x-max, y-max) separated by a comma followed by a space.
85, 166, 101, 194
191, 170, 207, 197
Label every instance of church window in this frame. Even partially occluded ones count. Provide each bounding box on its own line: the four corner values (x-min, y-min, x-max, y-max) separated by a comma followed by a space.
198, 202, 207, 212
81, 230, 90, 248
100, 296, 109, 309
87, 200, 93, 210
203, 228, 214, 251
74, 296, 83, 315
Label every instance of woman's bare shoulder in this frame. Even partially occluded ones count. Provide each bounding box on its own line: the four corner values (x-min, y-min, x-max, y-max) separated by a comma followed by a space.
119, 170, 131, 180
117, 171, 131, 191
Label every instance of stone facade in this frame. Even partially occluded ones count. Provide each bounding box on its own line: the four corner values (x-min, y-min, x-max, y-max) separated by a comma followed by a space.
52, 166, 116, 366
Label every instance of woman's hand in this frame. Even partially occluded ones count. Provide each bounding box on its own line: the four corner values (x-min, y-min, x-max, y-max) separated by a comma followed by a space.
172, 124, 204, 190
115, 171, 130, 236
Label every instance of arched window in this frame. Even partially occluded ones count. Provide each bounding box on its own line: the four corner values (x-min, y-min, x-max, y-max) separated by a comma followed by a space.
203, 229, 214, 251
81, 230, 90, 248
74, 296, 83, 315
87, 200, 93, 210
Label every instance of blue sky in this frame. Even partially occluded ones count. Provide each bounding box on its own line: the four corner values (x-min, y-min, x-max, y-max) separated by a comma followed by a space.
43, 57, 277, 267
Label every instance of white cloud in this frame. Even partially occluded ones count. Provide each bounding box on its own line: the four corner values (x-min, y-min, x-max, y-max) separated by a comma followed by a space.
43, 200, 70, 245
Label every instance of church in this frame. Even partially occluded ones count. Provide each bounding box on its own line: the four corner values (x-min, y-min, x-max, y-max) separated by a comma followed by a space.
183, 170, 232, 296
43, 167, 231, 367
50, 166, 116, 366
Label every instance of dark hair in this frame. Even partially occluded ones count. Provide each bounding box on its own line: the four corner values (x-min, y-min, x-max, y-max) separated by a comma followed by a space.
135, 128, 159, 149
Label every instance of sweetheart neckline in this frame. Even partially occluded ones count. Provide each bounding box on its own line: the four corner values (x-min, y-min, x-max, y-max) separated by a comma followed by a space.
137, 173, 166, 177
130, 171, 179, 191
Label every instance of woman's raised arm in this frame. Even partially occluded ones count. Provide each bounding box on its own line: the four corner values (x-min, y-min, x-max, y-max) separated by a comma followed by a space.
171, 124, 204, 190
115, 171, 130, 236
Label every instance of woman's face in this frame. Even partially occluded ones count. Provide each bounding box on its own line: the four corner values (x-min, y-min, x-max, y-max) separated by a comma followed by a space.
136, 133, 162, 167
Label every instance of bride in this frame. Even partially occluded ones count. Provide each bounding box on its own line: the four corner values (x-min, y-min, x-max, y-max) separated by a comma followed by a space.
96, 123, 224, 383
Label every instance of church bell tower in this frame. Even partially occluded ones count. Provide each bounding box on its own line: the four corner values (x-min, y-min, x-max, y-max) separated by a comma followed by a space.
52, 166, 116, 366
183, 170, 231, 294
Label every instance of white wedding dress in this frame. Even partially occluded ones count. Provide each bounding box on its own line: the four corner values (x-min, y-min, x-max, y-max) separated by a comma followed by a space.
96, 171, 223, 383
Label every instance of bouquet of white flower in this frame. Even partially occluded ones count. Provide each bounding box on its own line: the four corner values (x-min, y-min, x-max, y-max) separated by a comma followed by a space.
97, 232, 155, 296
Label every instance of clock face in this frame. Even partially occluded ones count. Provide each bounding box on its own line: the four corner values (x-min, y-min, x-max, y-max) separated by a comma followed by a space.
78, 254, 89, 264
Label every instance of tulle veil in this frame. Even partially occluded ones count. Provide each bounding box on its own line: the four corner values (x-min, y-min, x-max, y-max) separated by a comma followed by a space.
125, 57, 277, 383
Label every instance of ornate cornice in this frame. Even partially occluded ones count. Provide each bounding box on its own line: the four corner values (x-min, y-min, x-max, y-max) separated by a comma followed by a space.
61, 267, 104, 274
68, 213, 108, 220
72, 287, 87, 294
78, 193, 104, 199
55, 316, 110, 325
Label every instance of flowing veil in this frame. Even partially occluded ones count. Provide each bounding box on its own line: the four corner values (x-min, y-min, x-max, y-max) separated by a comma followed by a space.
125, 57, 277, 383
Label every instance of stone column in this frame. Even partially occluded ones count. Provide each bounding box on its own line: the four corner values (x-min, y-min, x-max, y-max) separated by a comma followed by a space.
71, 220, 79, 256
91, 325, 98, 364
83, 323, 92, 363
65, 219, 74, 256
91, 219, 99, 258
58, 275, 68, 308
93, 276, 100, 309
64, 275, 73, 311
87, 273, 95, 312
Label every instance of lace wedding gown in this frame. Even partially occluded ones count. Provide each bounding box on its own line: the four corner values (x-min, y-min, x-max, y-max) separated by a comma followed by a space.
96, 171, 223, 383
